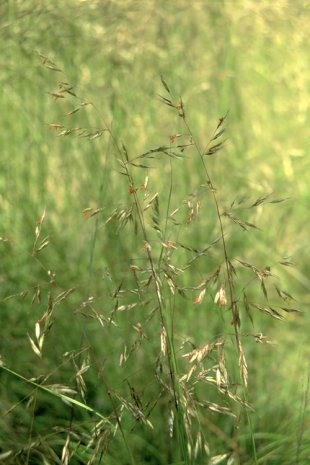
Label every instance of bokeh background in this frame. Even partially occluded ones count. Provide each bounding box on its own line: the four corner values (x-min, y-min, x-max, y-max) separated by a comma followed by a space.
0, 1, 309, 464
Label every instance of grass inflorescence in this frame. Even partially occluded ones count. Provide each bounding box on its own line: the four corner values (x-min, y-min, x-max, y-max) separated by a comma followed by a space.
1, 52, 307, 465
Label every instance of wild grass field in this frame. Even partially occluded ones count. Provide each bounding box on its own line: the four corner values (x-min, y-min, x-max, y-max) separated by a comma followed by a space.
0, 1, 309, 464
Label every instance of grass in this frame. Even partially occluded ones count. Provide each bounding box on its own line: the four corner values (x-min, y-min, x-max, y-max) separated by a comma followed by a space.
0, 1, 310, 464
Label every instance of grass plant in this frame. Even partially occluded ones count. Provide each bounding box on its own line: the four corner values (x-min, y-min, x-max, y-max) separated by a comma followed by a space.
1, 2, 309, 465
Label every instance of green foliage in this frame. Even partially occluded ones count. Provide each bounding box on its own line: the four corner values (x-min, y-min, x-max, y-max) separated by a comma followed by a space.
0, 1, 309, 465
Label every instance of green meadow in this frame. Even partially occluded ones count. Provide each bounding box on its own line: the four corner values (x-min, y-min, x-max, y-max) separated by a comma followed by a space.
1, 1, 309, 464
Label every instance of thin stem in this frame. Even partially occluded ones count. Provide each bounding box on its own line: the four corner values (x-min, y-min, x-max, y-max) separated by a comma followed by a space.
122, 163, 190, 464
86, 104, 190, 465
181, 112, 257, 462
182, 117, 241, 347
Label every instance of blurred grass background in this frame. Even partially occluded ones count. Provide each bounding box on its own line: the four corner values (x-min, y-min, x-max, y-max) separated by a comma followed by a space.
0, 1, 309, 464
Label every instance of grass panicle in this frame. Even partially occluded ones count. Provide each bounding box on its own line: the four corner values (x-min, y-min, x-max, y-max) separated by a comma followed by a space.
0, 57, 305, 465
